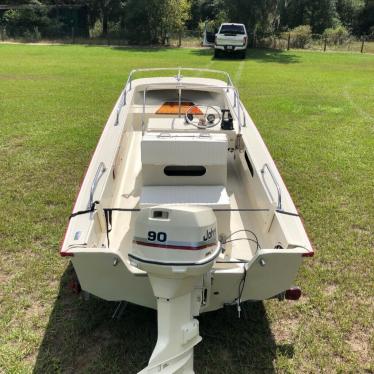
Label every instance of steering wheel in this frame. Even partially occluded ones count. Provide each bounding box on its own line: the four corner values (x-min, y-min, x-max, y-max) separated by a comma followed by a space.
185, 105, 222, 129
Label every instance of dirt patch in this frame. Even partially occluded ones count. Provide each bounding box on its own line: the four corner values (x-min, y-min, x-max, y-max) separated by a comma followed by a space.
351, 224, 371, 236
0, 270, 11, 298
25, 301, 45, 319
0, 136, 26, 155
271, 317, 299, 342
324, 285, 337, 296
346, 331, 373, 367
0, 270, 10, 284
24, 351, 37, 366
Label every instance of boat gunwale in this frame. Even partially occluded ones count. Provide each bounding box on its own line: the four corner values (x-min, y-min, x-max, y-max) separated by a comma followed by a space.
62, 70, 313, 259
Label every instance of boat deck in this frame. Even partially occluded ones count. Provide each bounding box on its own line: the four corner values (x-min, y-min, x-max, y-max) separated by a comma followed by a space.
110, 130, 263, 267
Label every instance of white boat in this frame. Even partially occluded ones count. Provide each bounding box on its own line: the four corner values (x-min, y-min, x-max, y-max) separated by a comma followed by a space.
61, 68, 313, 373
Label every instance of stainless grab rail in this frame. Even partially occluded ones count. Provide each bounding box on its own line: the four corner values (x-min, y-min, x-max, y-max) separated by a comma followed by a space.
122, 67, 234, 112
126, 67, 233, 90
238, 100, 247, 127
233, 91, 247, 127
115, 89, 125, 126
141, 88, 147, 134
261, 163, 282, 210
87, 162, 107, 209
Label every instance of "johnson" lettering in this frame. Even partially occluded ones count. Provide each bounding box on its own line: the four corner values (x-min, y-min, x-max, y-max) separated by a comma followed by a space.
203, 227, 216, 242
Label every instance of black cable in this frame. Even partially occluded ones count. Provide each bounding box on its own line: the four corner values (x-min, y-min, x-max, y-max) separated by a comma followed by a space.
276, 209, 299, 217
221, 229, 258, 312
226, 228, 259, 242
104, 209, 113, 247
223, 237, 260, 250
70, 207, 298, 217
69, 209, 94, 218
238, 264, 247, 302
220, 230, 260, 309
224, 229, 261, 250
223, 263, 248, 311
69, 200, 99, 219
213, 208, 269, 212
105, 208, 141, 212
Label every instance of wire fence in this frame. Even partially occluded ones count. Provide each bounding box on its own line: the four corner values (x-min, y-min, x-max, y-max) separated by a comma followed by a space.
255, 33, 374, 54
0, 27, 373, 54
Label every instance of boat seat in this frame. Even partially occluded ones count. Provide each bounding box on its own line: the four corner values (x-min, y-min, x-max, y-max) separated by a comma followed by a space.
140, 185, 230, 210
141, 132, 228, 186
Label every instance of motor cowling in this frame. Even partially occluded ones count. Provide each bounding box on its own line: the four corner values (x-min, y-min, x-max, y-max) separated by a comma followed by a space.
129, 205, 219, 273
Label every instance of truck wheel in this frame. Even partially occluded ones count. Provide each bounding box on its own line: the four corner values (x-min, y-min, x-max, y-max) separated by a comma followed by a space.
214, 49, 220, 58
239, 50, 246, 59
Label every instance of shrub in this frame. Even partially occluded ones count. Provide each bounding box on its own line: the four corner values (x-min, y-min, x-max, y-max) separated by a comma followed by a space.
23, 27, 41, 42
90, 20, 103, 38
289, 25, 312, 49
323, 25, 350, 45
199, 15, 226, 36
3, 8, 51, 38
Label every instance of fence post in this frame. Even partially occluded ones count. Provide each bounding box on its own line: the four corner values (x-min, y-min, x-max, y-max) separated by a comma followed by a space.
361, 36, 365, 53
253, 31, 256, 48
178, 30, 182, 47
323, 36, 327, 52
71, 26, 75, 44
287, 33, 290, 50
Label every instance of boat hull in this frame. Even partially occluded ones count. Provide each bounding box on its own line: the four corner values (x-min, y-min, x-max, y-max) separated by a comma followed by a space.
71, 245, 306, 312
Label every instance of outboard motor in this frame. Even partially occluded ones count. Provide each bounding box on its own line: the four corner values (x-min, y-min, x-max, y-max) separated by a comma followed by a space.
129, 205, 220, 374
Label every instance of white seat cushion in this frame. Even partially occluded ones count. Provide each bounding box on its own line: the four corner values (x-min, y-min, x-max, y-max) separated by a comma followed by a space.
140, 185, 230, 209
141, 132, 228, 166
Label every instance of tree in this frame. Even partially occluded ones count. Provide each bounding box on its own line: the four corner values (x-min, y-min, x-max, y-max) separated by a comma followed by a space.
123, 0, 191, 44
221, 0, 283, 37
355, 0, 374, 35
336, 0, 365, 29
163, 0, 191, 45
282, 0, 338, 33
0, 0, 369, 41
87, 0, 123, 37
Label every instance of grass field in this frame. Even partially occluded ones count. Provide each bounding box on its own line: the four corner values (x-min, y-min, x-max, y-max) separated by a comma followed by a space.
0, 44, 373, 373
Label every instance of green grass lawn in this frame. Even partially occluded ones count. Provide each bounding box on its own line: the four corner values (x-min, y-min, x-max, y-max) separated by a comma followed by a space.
0, 45, 373, 373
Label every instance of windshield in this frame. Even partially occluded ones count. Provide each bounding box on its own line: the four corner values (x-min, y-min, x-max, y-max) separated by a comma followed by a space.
220, 25, 245, 35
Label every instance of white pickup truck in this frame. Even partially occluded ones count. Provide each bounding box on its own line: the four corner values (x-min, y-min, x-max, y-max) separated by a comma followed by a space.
203, 23, 248, 58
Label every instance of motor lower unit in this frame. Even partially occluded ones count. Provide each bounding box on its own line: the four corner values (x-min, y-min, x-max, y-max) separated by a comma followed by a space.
129, 206, 220, 374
